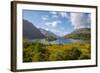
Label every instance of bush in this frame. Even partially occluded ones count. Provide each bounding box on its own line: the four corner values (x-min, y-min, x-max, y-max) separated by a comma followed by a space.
49, 52, 63, 61
62, 47, 81, 60
23, 42, 90, 62
23, 42, 49, 62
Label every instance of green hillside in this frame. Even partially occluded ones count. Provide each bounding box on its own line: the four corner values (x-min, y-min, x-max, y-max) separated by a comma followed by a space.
64, 28, 91, 40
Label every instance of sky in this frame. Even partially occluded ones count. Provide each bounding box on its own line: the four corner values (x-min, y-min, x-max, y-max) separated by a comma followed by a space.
23, 10, 91, 37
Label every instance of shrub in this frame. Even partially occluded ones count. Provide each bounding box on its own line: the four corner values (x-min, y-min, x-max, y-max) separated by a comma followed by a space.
23, 42, 90, 62
63, 47, 82, 60
23, 42, 49, 62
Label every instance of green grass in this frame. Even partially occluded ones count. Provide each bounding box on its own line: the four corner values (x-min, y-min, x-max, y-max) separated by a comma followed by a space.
23, 41, 91, 62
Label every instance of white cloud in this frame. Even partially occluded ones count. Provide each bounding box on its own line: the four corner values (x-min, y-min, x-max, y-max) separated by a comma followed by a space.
49, 11, 59, 18
52, 14, 58, 18
49, 29, 69, 36
49, 11, 57, 15
43, 20, 68, 36
45, 28, 49, 31
58, 12, 69, 18
52, 22, 57, 27
41, 15, 49, 20
49, 11, 69, 18
45, 21, 61, 27
45, 22, 51, 26
42, 17, 48, 20
70, 13, 91, 29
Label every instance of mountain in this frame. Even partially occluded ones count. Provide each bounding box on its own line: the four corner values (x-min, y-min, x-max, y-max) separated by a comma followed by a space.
39, 28, 59, 38
23, 19, 45, 39
64, 28, 91, 40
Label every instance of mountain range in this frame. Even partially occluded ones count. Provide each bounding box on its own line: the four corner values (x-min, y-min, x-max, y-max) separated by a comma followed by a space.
64, 28, 91, 40
23, 19, 45, 39
39, 28, 58, 38
23, 19, 91, 40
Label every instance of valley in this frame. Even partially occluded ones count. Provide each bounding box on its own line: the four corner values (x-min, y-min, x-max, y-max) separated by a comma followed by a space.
23, 19, 91, 62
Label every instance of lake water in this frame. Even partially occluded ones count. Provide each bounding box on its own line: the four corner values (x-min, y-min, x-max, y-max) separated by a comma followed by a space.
31, 39, 85, 44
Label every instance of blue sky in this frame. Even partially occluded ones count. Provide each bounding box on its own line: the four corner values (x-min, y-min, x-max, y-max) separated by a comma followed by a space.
23, 10, 90, 36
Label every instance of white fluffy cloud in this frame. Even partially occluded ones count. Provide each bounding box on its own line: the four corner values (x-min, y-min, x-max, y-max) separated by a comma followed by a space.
45, 21, 61, 27
49, 11, 58, 18
70, 13, 91, 29
41, 15, 49, 20
49, 11, 69, 18
52, 22, 57, 27
49, 11, 57, 15
59, 12, 69, 18
52, 14, 59, 18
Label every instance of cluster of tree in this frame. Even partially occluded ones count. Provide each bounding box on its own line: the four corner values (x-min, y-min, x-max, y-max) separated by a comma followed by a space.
45, 36, 57, 41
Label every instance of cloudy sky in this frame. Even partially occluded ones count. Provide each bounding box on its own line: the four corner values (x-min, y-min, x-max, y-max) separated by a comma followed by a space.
23, 10, 91, 37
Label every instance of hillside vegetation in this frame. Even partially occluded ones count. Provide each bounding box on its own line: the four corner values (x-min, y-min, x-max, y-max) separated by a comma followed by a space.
23, 41, 90, 62
64, 28, 91, 40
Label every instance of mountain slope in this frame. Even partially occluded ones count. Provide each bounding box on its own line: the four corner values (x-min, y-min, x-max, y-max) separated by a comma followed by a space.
23, 19, 45, 39
39, 28, 59, 38
64, 28, 91, 40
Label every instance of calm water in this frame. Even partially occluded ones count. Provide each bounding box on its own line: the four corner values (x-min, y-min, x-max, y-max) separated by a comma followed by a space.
31, 39, 85, 44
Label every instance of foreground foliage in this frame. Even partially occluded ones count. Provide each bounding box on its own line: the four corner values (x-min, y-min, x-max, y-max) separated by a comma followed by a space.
23, 41, 91, 62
